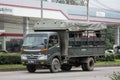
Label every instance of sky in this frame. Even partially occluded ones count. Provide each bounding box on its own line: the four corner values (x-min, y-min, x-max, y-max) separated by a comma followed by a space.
89, 0, 120, 12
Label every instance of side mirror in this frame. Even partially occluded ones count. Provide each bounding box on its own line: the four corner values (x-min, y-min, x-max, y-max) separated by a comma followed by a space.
44, 39, 47, 44
44, 39, 47, 48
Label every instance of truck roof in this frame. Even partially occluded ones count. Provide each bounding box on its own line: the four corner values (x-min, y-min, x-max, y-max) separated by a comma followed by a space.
27, 31, 58, 35
34, 19, 107, 31
26, 32, 58, 36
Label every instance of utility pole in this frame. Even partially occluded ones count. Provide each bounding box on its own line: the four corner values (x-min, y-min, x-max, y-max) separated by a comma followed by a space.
114, 25, 120, 53
86, 0, 89, 21
41, 0, 43, 19
84, 0, 89, 21
117, 26, 120, 45
0, 14, 6, 51
23, 17, 29, 36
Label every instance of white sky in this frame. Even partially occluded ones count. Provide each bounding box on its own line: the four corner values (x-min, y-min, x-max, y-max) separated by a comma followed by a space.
89, 0, 120, 12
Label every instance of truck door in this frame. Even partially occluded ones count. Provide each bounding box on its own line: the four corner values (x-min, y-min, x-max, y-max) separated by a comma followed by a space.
48, 35, 60, 57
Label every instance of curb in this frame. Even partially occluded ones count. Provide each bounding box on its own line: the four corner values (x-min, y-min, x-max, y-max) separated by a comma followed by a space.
95, 64, 120, 67
0, 68, 26, 72
0, 65, 120, 72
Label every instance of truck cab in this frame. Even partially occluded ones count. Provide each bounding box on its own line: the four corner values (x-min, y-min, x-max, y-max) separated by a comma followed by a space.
21, 32, 62, 72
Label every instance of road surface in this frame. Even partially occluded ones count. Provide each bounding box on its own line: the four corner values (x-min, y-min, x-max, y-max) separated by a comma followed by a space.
0, 67, 120, 80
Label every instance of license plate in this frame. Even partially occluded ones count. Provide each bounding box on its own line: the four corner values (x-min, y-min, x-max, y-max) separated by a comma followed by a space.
28, 60, 35, 64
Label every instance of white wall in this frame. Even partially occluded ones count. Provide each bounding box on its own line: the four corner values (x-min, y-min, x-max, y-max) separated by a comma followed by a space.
4, 23, 23, 34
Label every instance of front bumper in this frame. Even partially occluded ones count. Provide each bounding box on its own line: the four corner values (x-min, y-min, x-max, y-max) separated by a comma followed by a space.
21, 59, 48, 65
21, 53, 49, 65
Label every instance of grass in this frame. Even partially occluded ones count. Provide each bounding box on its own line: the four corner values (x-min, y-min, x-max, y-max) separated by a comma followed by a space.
0, 64, 25, 69
96, 59, 120, 66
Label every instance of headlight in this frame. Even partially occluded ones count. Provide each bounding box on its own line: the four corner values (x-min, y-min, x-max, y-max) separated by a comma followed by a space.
37, 55, 47, 60
21, 54, 27, 60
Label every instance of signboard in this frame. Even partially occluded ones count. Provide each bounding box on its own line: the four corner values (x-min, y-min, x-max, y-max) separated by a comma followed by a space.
0, 5, 67, 20
0, 6, 13, 15
96, 12, 105, 17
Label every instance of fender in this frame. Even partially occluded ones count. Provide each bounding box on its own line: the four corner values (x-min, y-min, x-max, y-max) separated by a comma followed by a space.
46, 52, 61, 65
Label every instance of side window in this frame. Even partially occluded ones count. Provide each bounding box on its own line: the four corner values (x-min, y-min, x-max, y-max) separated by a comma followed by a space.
69, 32, 75, 38
48, 35, 58, 47
69, 31, 83, 46
95, 31, 101, 38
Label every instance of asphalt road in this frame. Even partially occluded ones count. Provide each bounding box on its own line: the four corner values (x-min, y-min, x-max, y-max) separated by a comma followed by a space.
0, 67, 120, 80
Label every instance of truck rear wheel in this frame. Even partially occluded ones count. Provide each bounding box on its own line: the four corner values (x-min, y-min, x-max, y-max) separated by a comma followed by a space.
50, 58, 61, 73
81, 57, 94, 71
61, 64, 72, 71
27, 65, 36, 73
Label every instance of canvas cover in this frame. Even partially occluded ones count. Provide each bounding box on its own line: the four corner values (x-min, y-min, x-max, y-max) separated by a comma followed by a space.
34, 19, 107, 31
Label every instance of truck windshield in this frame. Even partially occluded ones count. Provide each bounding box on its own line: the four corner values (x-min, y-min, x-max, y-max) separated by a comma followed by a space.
23, 34, 48, 47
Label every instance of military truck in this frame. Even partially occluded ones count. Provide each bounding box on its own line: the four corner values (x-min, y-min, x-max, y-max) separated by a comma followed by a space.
21, 19, 106, 73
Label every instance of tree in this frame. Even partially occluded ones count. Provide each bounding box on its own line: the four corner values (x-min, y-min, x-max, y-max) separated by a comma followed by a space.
105, 25, 116, 49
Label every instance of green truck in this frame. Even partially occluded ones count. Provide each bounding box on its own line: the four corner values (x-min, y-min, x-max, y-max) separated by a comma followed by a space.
21, 19, 106, 73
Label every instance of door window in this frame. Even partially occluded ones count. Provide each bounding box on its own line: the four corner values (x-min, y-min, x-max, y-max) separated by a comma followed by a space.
48, 35, 58, 47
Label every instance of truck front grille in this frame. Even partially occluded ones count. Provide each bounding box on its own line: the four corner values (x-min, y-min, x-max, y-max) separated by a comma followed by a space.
27, 55, 38, 59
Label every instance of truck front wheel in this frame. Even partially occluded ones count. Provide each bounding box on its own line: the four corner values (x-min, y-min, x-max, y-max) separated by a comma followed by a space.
81, 57, 95, 71
50, 58, 61, 73
27, 65, 36, 73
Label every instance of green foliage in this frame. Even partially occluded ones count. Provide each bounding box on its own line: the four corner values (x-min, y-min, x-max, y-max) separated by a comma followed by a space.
105, 26, 116, 49
96, 54, 115, 61
105, 54, 115, 61
111, 72, 120, 80
115, 54, 120, 59
105, 39, 113, 49
0, 54, 21, 64
96, 54, 120, 61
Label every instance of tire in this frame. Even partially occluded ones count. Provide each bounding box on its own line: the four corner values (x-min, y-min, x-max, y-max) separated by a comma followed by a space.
27, 65, 36, 73
81, 57, 95, 71
61, 64, 72, 71
50, 58, 61, 73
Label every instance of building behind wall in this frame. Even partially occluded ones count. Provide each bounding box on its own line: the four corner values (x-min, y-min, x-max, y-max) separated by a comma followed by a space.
0, 15, 35, 52
0, 15, 5, 51
0, 15, 23, 52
